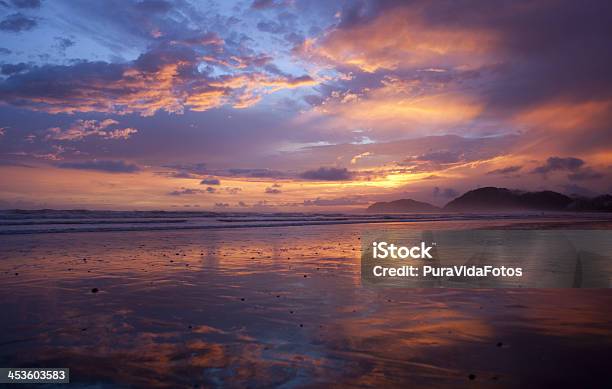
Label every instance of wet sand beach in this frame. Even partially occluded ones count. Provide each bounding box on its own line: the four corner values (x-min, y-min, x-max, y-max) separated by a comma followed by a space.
1, 219, 611, 388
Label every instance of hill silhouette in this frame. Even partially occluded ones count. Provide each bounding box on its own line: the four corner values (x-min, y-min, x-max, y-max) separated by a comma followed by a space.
366, 199, 440, 213
444, 187, 573, 212
366, 187, 612, 213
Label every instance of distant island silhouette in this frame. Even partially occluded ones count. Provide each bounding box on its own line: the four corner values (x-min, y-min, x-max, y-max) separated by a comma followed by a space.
367, 187, 612, 213
366, 199, 441, 213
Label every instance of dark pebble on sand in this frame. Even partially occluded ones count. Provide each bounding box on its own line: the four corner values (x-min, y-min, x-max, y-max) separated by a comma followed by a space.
15, 273, 19, 276
240, 298, 245, 301
91, 288, 99, 293
303, 275, 307, 278
276, 295, 280, 298
299, 324, 303, 327
468, 374, 476, 380
290, 310, 294, 314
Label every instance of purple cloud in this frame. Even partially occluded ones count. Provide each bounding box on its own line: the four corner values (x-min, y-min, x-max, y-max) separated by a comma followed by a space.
487, 165, 522, 175
57, 160, 140, 173
531, 157, 584, 174
0, 13, 36, 32
168, 188, 204, 196
200, 177, 221, 185
299, 167, 353, 181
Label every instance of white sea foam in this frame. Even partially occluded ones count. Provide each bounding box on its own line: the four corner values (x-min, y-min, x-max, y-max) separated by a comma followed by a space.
0, 210, 608, 235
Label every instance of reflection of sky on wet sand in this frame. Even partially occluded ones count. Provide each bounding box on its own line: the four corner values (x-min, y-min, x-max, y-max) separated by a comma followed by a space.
1, 222, 611, 387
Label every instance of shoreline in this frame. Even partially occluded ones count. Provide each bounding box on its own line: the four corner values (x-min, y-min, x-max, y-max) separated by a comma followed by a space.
2, 213, 612, 235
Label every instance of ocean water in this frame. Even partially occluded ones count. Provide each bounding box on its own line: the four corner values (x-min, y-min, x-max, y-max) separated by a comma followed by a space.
1, 214, 611, 387
1, 209, 611, 234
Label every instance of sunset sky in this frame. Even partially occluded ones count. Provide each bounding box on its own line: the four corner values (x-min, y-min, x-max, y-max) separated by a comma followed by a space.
0, 0, 611, 210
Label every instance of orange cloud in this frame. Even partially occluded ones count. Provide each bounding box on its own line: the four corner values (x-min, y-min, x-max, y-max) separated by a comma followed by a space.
515, 100, 612, 132
300, 76, 482, 135
299, 7, 497, 73
0, 54, 317, 116
46, 119, 137, 141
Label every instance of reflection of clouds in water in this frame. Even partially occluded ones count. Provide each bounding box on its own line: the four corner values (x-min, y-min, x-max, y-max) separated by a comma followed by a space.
425, 231, 590, 287
0, 223, 611, 387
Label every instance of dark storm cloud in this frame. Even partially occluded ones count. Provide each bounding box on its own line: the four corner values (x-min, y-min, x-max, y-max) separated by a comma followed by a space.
531, 157, 584, 174
164, 163, 208, 176
58, 160, 140, 173
0, 61, 127, 113
227, 168, 287, 178
0, 13, 36, 32
487, 165, 522, 175
469, 1, 612, 112
168, 188, 204, 196
299, 167, 353, 181
1, 62, 29, 75
200, 177, 220, 185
